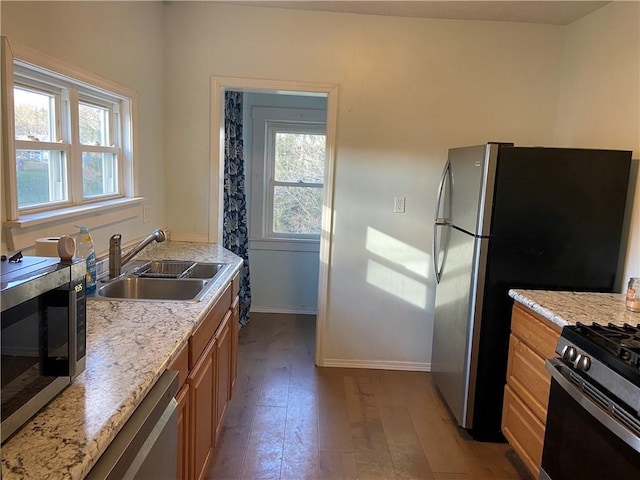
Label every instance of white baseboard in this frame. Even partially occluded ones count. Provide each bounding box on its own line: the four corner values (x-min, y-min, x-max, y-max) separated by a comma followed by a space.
250, 305, 317, 315
319, 358, 431, 372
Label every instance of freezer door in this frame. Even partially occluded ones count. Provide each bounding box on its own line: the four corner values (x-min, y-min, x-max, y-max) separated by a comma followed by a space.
432, 226, 489, 428
447, 144, 498, 236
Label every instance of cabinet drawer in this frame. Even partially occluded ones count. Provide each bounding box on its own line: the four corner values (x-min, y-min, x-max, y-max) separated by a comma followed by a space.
502, 385, 544, 479
506, 334, 551, 423
511, 303, 561, 360
190, 284, 231, 368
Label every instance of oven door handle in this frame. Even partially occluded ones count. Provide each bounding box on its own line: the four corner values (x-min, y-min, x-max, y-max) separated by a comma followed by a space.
546, 358, 640, 454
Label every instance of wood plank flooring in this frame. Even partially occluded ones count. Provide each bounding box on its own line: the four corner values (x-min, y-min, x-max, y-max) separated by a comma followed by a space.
206, 313, 528, 480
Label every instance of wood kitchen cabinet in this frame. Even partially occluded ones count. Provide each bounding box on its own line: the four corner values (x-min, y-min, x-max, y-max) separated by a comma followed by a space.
214, 311, 231, 442
190, 335, 216, 480
502, 302, 561, 479
169, 274, 240, 480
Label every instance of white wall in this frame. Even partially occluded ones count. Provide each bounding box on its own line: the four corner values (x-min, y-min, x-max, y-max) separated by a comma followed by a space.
554, 1, 640, 282
0, 1, 166, 255
163, 3, 565, 369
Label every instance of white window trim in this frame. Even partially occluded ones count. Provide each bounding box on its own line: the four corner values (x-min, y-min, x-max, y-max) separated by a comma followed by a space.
250, 106, 327, 247
1, 37, 140, 251
265, 121, 325, 240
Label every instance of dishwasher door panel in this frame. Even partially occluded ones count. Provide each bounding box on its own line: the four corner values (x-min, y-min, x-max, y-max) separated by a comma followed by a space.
86, 370, 179, 480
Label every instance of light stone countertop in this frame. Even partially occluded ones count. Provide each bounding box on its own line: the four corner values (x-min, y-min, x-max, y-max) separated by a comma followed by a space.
509, 289, 640, 329
1, 242, 243, 480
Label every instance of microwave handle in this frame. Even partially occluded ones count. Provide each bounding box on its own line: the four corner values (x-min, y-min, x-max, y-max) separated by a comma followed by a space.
68, 286, 79, 378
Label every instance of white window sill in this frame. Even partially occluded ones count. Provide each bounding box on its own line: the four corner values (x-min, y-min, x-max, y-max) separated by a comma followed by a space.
3, 197, 144, 251
249, 237, 320, 253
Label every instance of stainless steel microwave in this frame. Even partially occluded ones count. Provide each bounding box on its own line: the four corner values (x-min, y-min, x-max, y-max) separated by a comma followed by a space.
1, 255, 87, 443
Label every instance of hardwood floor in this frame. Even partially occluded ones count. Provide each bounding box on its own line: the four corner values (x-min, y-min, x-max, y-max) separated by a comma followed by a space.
206, 313, 528, 480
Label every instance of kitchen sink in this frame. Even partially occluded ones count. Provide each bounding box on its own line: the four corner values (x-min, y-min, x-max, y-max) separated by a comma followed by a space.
91, 260, 231, 302
96, 277, 208, 301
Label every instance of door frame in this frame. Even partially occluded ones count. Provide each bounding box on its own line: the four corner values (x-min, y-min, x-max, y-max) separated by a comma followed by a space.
210, 76, 338, 366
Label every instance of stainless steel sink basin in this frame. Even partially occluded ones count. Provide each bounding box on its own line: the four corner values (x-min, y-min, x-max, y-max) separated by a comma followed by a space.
91, 260, 231, 302
181, 262, 226, 279
96, 277, 208, 301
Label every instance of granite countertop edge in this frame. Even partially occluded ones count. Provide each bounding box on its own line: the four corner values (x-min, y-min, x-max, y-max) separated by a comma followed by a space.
509, 289, 640, 329
1, 241, 243, 480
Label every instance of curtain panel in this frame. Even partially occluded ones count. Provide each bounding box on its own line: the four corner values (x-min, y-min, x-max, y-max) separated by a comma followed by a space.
223, 91, 251, 326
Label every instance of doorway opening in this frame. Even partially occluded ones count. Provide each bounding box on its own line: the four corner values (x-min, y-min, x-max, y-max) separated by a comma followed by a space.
210, 77, 339, 367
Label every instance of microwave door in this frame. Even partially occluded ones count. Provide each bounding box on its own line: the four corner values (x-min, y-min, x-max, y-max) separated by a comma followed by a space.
1, 297, 70, 443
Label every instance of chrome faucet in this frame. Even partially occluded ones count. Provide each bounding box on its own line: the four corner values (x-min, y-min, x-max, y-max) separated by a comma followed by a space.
109, 229, 167, 279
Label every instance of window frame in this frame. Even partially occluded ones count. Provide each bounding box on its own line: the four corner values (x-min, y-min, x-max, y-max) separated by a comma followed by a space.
1, 37, 140, 250
249, 106, 327, 250
76, 95, 122, 202
13, 81, 71, 208
265, 121, 326, 240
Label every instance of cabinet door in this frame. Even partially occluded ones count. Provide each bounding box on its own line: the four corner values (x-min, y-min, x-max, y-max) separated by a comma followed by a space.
230, 296, 239, 392
506, 334, 551, 423
215, 311, 232, 441
175, 384, 190, 480
502, 385, 544, 479
188, 336, 216, 480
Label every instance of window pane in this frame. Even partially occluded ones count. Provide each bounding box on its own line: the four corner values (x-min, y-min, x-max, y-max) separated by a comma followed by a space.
14, 87, 55, 141
274, 133, 325, 183
79, 102, 110, 146
273, 186, 322, 235
17, 149, 67, 208
82, 151, 118, 197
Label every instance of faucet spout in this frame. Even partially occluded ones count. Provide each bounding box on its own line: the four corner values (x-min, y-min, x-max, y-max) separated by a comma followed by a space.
109, 229, 166, 279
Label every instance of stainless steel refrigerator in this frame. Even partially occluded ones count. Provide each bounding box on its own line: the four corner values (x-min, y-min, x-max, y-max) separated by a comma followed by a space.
431, 143, 632, 441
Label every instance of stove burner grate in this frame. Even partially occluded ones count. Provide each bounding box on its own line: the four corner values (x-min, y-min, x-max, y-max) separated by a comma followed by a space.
574, 322, 640, 369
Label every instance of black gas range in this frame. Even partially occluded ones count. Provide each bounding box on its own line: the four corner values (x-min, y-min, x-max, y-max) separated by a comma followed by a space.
540, 322, 640, 480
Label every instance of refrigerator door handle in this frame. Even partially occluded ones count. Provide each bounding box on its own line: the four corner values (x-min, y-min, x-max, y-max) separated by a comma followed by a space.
434, 161, 450, 222
433, 162, 450, 283
433, 227, 441, 283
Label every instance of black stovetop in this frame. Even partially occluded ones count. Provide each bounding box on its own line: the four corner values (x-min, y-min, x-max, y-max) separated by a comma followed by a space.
563, 322, 640, 388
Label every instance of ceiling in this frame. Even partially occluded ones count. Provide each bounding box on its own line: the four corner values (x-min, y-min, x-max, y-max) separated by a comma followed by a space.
220, 1, 610, 26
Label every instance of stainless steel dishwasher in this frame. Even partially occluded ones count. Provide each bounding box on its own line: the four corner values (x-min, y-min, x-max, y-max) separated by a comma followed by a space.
86, 370, 179, 480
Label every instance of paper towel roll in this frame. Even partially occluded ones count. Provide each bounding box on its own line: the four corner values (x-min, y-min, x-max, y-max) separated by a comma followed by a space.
35, 237, 62, 257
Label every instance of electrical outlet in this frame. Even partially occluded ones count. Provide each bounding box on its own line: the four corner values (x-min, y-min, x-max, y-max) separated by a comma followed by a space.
394, 196, 406, 213
143, 204, 151, 223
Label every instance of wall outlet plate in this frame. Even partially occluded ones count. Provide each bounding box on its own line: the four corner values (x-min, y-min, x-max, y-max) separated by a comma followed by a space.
394, 196, 406, 213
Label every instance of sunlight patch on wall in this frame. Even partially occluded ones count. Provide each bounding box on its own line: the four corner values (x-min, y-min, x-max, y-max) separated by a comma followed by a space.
365, 226, 431, 279
320, 204, 334, 265
366, 259, 427, 309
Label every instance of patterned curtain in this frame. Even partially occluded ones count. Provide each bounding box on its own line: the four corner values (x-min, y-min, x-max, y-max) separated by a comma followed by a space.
223, 91, 251, 327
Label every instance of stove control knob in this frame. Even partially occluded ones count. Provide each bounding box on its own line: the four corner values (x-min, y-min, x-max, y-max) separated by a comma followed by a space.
575, 354, 591, 372
562, 346, 578, 363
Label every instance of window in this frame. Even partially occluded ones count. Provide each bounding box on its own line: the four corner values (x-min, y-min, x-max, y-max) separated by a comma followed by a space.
78, 99, 119, 199
13, 85, 68, 208
12, 66, 126, 212
2, 38, 137, 235
249, 105, 328, 247
267, 123, 326, 238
